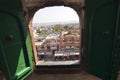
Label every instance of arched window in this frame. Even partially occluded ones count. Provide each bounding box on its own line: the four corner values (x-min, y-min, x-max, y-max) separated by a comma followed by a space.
30, 6, 81, 66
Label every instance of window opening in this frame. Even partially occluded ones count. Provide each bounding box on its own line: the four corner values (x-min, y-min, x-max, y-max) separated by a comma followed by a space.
31, 6, 81, 66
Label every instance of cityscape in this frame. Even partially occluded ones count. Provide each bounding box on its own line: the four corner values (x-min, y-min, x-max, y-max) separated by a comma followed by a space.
33, 22, 81, 65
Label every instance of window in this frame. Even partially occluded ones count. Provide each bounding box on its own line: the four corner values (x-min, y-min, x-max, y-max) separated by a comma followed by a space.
30, 6, 81, 66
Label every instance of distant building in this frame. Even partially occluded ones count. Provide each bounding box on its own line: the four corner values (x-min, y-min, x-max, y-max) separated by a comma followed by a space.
36, 34, 80, 51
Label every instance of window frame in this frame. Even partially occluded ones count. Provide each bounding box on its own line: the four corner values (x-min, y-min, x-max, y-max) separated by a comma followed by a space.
27, 5, 85, 69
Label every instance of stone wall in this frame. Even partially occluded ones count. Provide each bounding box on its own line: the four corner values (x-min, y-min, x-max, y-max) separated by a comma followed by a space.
22, 0, 85, 22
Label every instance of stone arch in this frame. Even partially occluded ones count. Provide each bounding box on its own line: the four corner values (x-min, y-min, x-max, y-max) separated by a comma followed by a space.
22, 0, 85, 22
22, 0, 85, 64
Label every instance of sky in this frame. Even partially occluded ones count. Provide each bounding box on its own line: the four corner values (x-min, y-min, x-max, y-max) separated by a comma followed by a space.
33, 6, 79, 24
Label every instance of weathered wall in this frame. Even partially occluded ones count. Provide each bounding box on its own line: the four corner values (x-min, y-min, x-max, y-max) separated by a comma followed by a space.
23, 1, 87, 80
21, 0, 85, 65
22, 0, 85, 22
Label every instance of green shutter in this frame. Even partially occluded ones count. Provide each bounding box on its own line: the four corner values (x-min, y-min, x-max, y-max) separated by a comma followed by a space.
85, 0, 118, 79
0, 11, 33, 80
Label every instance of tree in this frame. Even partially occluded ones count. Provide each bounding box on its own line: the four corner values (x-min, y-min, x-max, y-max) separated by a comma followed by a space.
52, 24, 63, 33
36, 29, 48, 35
63, 25, 69, 31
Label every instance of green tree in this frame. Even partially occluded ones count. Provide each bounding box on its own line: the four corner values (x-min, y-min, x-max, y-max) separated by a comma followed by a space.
63, 25, 69, 31
41, 30, 48, 35
52, 24, 63, 33
36, 29, 48, 35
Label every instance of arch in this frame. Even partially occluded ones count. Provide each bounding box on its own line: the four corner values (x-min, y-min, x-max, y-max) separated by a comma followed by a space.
29, 6, 83, 65
22, 0, 85, 65
22, 0, 85, 22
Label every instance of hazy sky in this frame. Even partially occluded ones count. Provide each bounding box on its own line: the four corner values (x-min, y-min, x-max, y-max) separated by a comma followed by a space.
33, 6, 79, 23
